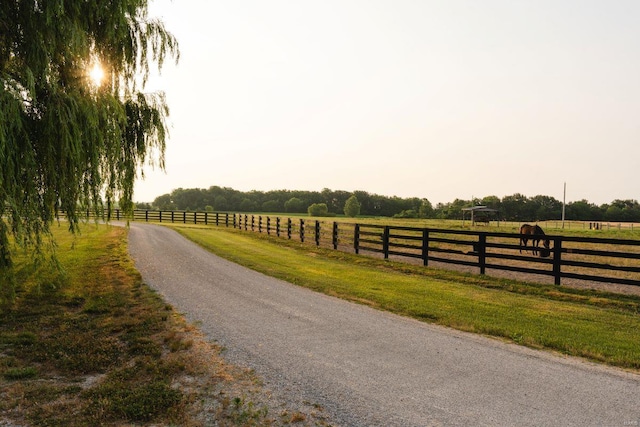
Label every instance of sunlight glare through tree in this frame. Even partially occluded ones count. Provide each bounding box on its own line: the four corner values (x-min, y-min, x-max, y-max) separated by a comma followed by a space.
0, 0, 179, 274
89, 61, 105, 87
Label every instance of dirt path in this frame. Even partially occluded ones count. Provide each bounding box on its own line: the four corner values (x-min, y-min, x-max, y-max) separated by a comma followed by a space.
128, 223, 640, 426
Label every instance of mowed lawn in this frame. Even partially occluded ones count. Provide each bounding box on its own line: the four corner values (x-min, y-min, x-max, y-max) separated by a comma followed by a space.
169, 224, 640, 371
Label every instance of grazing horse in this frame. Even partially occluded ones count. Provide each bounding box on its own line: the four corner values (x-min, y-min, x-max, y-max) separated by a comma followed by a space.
519, 224, 550, 257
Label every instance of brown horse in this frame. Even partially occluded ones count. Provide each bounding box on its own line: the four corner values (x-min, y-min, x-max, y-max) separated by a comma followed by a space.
519, 224, 550, 257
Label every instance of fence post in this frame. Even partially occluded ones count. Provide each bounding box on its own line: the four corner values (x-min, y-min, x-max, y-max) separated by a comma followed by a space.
287, 218, 292, 239
171, 211, 175, 223
224, 213, 228, 227
383, 226, 390, 259
233, 214, 237, 228
244, 215, 248, 230
116, 209, 120, 221
194, 212, 197, 224
315, 220, 320, 246
259, 216, 262, 233
145, 210, 149, 222
276, 217, 281, 237
553, 237, 563, 285
204, 212, 208, 225
251, 215, 255, 231
478, 233, 486, 275
422, 229, 429, 266
267, 217, 271, 235
300, 219, 305, 242
354, 224, 360, 254
333, 222, 338, 249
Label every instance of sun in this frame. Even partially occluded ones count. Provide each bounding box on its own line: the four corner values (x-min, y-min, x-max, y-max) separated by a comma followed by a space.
89, 62, 105, 87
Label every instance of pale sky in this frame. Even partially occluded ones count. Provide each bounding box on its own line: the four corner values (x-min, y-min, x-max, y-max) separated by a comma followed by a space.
135, 0, 640, 206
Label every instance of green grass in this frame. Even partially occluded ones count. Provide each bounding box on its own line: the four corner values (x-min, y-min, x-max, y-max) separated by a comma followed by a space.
230, 214, 640, 236
168, 223, 640, 371
0, 225, 194, 425
1, 223, 324, 426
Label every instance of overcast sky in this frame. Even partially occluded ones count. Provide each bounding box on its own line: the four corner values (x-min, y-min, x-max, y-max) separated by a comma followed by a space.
135, 0, 640, 206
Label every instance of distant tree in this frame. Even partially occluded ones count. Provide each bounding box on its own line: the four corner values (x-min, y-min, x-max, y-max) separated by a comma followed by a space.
418, 199, 434, 218
239, 198, 258, 212
480, 196, 501, 212
171, 188, 206, 211
261, 200, 281, 212
605, 205, 624, 221
530, 195, 562, 220
149, 184, 638, 223
566, 200, 601, 221
308, 203, 329, 217
603, 200, 640, 222
284, 197, 306, 213
435, 199, 470, 220
501, 194, 529, 221
214, 196, 228, 211
0, 1, 178, 269
321, 188, 351, 213
344, 195, 361, 217
153, 194, 176, 211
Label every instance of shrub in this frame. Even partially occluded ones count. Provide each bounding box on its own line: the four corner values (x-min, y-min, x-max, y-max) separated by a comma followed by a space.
307, 203, 329, 217
284, 197, 305, 213
394, 209, 419, 218
344, 195, 361, 217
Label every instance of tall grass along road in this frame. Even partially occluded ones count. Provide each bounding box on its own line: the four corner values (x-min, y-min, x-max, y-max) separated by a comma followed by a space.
128, 223, 640, 426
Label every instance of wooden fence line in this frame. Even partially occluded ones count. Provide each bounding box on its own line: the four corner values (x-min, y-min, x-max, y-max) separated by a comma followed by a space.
60, 209, 640, 288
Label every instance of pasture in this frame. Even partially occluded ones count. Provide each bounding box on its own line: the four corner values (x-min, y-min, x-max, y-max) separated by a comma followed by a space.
102, 210, 640, 294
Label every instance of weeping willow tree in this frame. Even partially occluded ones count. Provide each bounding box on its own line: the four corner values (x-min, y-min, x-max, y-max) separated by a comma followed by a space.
0, 1, 178, 271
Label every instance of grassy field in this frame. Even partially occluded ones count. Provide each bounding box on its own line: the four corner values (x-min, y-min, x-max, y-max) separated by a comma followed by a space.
167, 223, 640, 371
0, 224, 326, 426
2, 220, 638, 425
225, 213, 640, 235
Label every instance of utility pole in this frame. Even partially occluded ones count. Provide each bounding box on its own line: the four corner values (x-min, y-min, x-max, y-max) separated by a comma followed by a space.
562, 182, 566, 229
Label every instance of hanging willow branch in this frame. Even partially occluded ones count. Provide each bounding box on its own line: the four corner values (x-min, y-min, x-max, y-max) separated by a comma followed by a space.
0, 0, 179, 269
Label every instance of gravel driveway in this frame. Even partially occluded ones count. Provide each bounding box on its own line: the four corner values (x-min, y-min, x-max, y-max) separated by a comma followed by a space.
127, 222, 640, 426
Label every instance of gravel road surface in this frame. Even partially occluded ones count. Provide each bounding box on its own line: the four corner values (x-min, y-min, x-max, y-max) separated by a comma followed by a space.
127, 223, 640, 426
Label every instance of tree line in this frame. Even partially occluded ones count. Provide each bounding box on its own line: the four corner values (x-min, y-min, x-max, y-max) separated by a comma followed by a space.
140, 186, 640, 222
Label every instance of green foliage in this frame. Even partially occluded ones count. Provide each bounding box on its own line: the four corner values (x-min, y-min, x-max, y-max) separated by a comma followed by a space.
393, 209, 418, 218
343, 195, 361, 217
308, 203, 329, 217
0, 1, 179, 269
150, 186, 639, 223
261, 200, 281, 212
284, 197, 306, 213
419, 199, 434, 218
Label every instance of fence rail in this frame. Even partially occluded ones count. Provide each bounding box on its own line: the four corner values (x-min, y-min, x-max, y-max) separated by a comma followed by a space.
61, 209, 640, 288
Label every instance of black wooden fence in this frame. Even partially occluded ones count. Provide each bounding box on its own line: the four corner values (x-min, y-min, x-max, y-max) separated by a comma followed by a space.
67, 209, 640, 288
